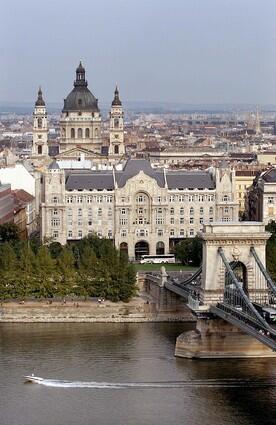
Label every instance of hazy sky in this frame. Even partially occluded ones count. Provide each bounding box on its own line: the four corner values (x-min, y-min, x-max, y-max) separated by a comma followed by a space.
1, 0, 276, 105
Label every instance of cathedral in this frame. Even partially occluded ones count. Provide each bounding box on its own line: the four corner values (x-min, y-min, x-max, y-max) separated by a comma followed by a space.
32, 62, 125, 165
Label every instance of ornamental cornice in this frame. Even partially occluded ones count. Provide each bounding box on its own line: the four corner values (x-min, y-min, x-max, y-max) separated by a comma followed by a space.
204, 238, 268, 245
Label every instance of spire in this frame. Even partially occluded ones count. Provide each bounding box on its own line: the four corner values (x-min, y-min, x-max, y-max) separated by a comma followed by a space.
112, 84, 122, 106
74, 61, 88, 87
35, 86, 45, 106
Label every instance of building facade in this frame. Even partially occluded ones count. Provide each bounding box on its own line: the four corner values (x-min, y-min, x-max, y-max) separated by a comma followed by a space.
40, 159, 238, 259
0, 182, 14, 225
246, 167, 276, 224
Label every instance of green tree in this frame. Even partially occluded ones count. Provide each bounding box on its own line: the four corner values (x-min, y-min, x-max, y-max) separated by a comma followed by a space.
174, 236, 202, 266
0, 223, 19, 242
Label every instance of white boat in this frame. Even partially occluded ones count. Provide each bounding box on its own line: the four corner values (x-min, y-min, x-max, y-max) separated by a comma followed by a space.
24, 375, 44, 384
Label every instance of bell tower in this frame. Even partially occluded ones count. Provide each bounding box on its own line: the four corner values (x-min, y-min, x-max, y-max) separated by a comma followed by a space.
109, 86, 125, 156
32, 87, 48, 157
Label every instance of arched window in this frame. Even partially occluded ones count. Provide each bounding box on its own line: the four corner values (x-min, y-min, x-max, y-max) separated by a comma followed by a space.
170, 207, 174, 215
85, 128, 90, 138
190, 207, 194, 216
180, 207, 184, 215
156, 241, 165, 255
114, 118, 119, 128
95, 128, 98, 137
114, 145, 119, 154
71, 128, 75, 138
77, 128, 83, 138
38, 145, 42, 154
223, 195, 229, 202
37, 118, 42, 128
199, 207, 204, 215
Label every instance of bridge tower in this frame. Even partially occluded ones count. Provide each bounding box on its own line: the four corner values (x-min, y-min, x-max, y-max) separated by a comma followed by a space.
200, 222, 270, 306
174, 221, 276, 358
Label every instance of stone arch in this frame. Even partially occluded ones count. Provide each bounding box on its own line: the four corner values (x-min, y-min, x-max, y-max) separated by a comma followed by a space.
135, 240, 149, 260
156, 241, 165, 255
120, 242, 128, 257
227, 260, 248, 294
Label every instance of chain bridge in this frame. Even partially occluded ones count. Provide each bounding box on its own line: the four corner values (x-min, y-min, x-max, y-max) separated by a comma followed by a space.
146, 222, 276, 358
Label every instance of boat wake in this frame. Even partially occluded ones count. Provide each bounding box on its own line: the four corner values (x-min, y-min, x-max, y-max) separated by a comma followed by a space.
34, 378, 276, 389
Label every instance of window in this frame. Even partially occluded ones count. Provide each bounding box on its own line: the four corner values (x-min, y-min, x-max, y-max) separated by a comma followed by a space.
97, 196, 103, 203
114, 118, 119, 128
71, 128, 75, 138
67, 208, 72, 217
170, 229, 175, 236
210, 217, 213, 222
120, 218, 127, 225
190, 207, 194, 215
78, 208, 82, 217
95, 128, 98, 137
77, 196, 82, 203
170, 218, 174, 224
51, 218, 60, 227
52, 231, 59, 238
170, 207, 174, 215
190, 217, 194, 224
137, 195, 145, 203
157, 229, 163, 236
180, 229, 185, 236
107, 196, 113, 203
199, 207, 204, 215
77, 128, 83, 138
98, 208, 102, 217
108, 208, 112, 217
78, 220, 82, 226
114, 145, 119, 154
198, 195, 204, 202
189, 229, 194, 237
38, 145, 42, 155
66, 196, 73, 204
223, 195, 229, 202
180, 217, 184, 224
199, 217, 203, 224
224, 207, 229, 213
52, 209, 58, 216
37, 118, 42, 128
169, 195, 175, 202
78, 230, 83, 238
121, 229, 127, 237
121, 208, 126, 215
156, 218, 164, 225
52, 196, 59, 204
68, 230, 73, 238
268, 197, 274, 204
108, 230, 113, 238
157, 196, 162, 203
87, 196, 92, 203
180, 207, 184, 215
85, 128, 90, 138
157, 207, 162, 214
222, 217, 230, 222
209, 207, 213, 215
138, 207, 143, 214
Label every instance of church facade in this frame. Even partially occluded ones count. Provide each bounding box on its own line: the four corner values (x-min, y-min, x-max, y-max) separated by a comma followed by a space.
31, 62, 125, 165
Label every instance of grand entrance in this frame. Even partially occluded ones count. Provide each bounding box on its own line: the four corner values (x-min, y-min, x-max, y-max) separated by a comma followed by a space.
156, 241, 165, 255
135, 241, 149, 260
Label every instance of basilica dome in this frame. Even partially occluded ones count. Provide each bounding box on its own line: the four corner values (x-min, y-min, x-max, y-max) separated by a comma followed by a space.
62, 62, 99, 113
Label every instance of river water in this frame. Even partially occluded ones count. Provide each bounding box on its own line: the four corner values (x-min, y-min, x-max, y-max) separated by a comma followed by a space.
0, 322, 275, 425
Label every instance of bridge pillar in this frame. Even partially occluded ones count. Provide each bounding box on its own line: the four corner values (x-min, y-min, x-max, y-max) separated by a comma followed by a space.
199, 222, 271, 305
175, 318, 276, 358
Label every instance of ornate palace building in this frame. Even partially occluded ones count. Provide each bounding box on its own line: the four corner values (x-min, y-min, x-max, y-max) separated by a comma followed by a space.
40, 159, 238, 259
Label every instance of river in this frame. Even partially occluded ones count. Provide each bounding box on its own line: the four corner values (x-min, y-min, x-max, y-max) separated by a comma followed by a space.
0, 322, 275, 425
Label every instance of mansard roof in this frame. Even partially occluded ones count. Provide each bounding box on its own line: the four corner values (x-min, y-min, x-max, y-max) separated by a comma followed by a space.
262, 167, 276, 183
64, 159, 215, 191
66, 171, 114, 191
166, 171, 215, 190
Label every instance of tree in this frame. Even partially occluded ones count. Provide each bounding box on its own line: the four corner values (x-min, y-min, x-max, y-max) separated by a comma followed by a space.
174, 236, 202, 266
0, 223, 19, 242
266, 221, 276, 281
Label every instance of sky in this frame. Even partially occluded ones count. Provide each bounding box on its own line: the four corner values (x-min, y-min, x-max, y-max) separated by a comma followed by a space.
1, 0, 276, 105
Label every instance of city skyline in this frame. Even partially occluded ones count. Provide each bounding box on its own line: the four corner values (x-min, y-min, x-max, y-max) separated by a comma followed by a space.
1, 0, 276, 105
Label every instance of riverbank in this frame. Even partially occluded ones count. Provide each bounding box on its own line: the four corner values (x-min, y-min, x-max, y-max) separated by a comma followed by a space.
0, 295, 195, 323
